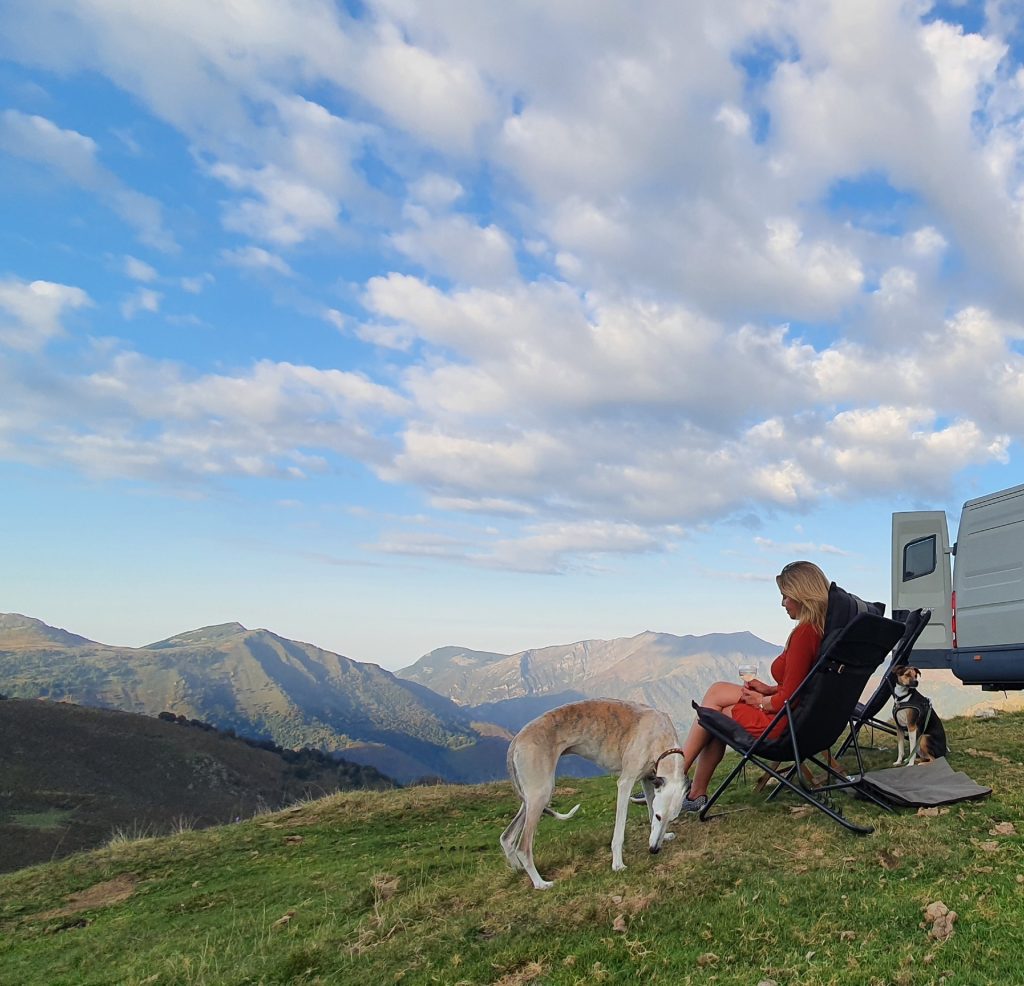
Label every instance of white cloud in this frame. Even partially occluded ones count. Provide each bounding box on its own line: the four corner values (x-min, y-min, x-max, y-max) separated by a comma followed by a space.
120, 288, 162, 320
907, 226, 948, 257
408, 173, 464, 209
323, 308, 346, 332
0, 277, 92, 350
3, 1, 1024, 576
220, 245, 294, 276
180, 273, 214, 294
0, 345, 411, 484
123, 256, 158, 282
753, 536, 849, 556
0, 110, 176, 251
354, 21, 496, 153
390, 206, 519, 286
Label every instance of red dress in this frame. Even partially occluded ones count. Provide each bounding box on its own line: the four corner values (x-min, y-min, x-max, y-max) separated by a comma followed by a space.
731, 622, 823, 739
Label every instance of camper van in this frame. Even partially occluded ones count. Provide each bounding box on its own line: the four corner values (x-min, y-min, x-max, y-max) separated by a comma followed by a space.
891, 482, 1024, 690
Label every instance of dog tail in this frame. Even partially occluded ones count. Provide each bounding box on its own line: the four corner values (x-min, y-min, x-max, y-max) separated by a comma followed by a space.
543, 803, 580, 821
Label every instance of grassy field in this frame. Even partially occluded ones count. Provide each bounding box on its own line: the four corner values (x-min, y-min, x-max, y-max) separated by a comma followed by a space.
2, 711, 1023, 986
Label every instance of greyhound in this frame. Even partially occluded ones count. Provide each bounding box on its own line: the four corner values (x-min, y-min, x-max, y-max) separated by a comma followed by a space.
500, 699, 689, 890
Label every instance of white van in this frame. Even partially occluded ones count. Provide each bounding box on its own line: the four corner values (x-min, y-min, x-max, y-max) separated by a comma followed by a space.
891, 482, 1024, 689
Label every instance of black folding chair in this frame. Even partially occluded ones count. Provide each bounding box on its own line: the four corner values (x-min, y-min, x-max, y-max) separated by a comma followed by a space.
692, 612, 905, 834
834, 608, 932, 759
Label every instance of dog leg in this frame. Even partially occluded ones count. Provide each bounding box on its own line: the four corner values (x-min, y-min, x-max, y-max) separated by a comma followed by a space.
636, 778, 656, 823
610, 775, 636, 872
517, 797, 554, 890
893, 728, 905, 767
906, 727, 918, 767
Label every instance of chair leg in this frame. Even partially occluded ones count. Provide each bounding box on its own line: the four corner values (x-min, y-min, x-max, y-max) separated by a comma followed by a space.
702, 753, 875, 834
698, 758, 747, 821
767, 765, 875, 834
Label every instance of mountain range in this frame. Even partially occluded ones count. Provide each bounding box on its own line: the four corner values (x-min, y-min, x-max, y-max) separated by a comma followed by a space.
0, 613, 780, 782
0, 613, 486, 783
4, 612, 1017, 786
399, 630, 783, 717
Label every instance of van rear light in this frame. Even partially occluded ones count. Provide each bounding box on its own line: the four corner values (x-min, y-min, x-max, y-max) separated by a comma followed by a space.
951, 590, 957, 648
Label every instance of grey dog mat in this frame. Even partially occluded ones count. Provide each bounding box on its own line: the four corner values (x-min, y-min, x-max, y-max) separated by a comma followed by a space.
856, 757, 991, 807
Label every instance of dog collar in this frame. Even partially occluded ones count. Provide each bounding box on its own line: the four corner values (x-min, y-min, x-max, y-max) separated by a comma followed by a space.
654, 747, 686, 772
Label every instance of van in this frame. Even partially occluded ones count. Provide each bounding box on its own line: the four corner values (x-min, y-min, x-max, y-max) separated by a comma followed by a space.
891, 482, 1024, 689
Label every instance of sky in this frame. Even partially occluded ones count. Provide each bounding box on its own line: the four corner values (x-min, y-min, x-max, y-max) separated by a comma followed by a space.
1, 0, 1023, 671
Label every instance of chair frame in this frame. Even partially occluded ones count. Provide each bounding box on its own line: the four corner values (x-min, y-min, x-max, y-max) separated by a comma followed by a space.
693, 612, 905, 834
834, 608, 932, 759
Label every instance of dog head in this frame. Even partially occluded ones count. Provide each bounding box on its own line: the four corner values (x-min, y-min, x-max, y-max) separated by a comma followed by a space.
894, 666, 922, 689
647, 755, 688, 854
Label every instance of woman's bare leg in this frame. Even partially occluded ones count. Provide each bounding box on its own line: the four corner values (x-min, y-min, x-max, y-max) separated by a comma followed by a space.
689, 738, 726, 799
681, 681, 743, 774
700, 681, 744, 713
684, 686, 742, 800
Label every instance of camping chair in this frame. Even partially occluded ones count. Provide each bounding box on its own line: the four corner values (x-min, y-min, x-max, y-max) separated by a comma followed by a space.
834, 608, 932, 760
753, 581, 885, 790
692, 611, 905, 834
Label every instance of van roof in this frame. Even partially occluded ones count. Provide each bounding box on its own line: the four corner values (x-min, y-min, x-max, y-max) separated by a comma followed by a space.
963, 482, 1024, 509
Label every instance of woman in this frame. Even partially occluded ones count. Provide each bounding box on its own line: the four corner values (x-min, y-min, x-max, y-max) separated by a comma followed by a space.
677, 560, 830, 812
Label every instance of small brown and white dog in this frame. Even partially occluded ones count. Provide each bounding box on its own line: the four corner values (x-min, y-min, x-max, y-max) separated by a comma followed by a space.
892, 666, 947, 766
500, 699, 688, 890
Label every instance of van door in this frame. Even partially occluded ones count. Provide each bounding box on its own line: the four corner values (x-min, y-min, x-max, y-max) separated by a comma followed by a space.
891, 510, 953, 666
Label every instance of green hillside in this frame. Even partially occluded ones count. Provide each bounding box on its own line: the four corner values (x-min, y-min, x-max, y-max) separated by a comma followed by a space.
1, 711, 1022, 985
0, 698, 393, 874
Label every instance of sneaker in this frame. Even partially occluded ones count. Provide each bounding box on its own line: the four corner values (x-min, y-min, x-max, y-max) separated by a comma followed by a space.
680, 793, 708, 813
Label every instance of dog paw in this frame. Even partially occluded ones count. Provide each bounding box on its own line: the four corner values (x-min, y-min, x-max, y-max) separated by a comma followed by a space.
612, 861, 627, 872
662, 832, 676, 842
892, 760, 903, 767
532, 880, 554, 890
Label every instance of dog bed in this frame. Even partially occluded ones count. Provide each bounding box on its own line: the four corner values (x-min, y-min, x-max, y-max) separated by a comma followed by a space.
855, 757, 991, 807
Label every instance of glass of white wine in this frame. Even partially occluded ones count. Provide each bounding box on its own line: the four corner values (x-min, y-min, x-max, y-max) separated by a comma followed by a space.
738, 663, 758, 683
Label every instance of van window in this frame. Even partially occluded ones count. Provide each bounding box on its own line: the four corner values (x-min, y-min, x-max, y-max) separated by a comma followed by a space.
903, 535, 936, 581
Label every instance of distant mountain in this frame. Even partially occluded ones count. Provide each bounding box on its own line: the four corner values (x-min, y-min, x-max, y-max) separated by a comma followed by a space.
398, 629, 1023, 733
399, 630, 783, 730
0, 697, 392, 873
0, 613, 493, 784
0, 612, 97, 647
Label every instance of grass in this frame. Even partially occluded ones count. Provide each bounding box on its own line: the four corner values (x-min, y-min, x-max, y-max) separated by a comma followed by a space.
6, 810, 75, 830
2, 712, 1024, 985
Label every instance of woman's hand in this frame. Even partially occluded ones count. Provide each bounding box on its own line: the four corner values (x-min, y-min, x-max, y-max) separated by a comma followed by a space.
739, 686, 763, 706
747, 679, 773, 695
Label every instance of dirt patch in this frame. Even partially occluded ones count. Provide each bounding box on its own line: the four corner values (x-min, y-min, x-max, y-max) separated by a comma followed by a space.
493, 961, 546, 986
30, 873, 139, 921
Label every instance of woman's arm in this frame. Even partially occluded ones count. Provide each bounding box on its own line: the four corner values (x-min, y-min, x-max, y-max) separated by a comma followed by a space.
764, 624, 822, 711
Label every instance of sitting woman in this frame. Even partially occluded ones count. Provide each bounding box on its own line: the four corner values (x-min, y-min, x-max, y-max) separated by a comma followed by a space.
678, 560, 830, 812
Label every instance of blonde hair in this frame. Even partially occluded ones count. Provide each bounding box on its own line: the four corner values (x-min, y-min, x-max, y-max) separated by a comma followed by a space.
776, 561, 830, 635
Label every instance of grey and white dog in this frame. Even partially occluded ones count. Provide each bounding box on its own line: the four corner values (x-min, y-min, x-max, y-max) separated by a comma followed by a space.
500, 699, 688, 890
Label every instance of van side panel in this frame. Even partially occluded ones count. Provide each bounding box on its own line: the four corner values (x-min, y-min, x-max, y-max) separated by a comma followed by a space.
891, 510, 953, 666
953, 484, 1024, 651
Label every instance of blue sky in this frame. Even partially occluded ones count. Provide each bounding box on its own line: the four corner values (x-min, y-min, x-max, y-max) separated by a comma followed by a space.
1, 1, 1022, 670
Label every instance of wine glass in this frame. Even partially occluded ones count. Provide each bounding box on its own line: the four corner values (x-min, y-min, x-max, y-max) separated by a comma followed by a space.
738, 663, 758, 683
